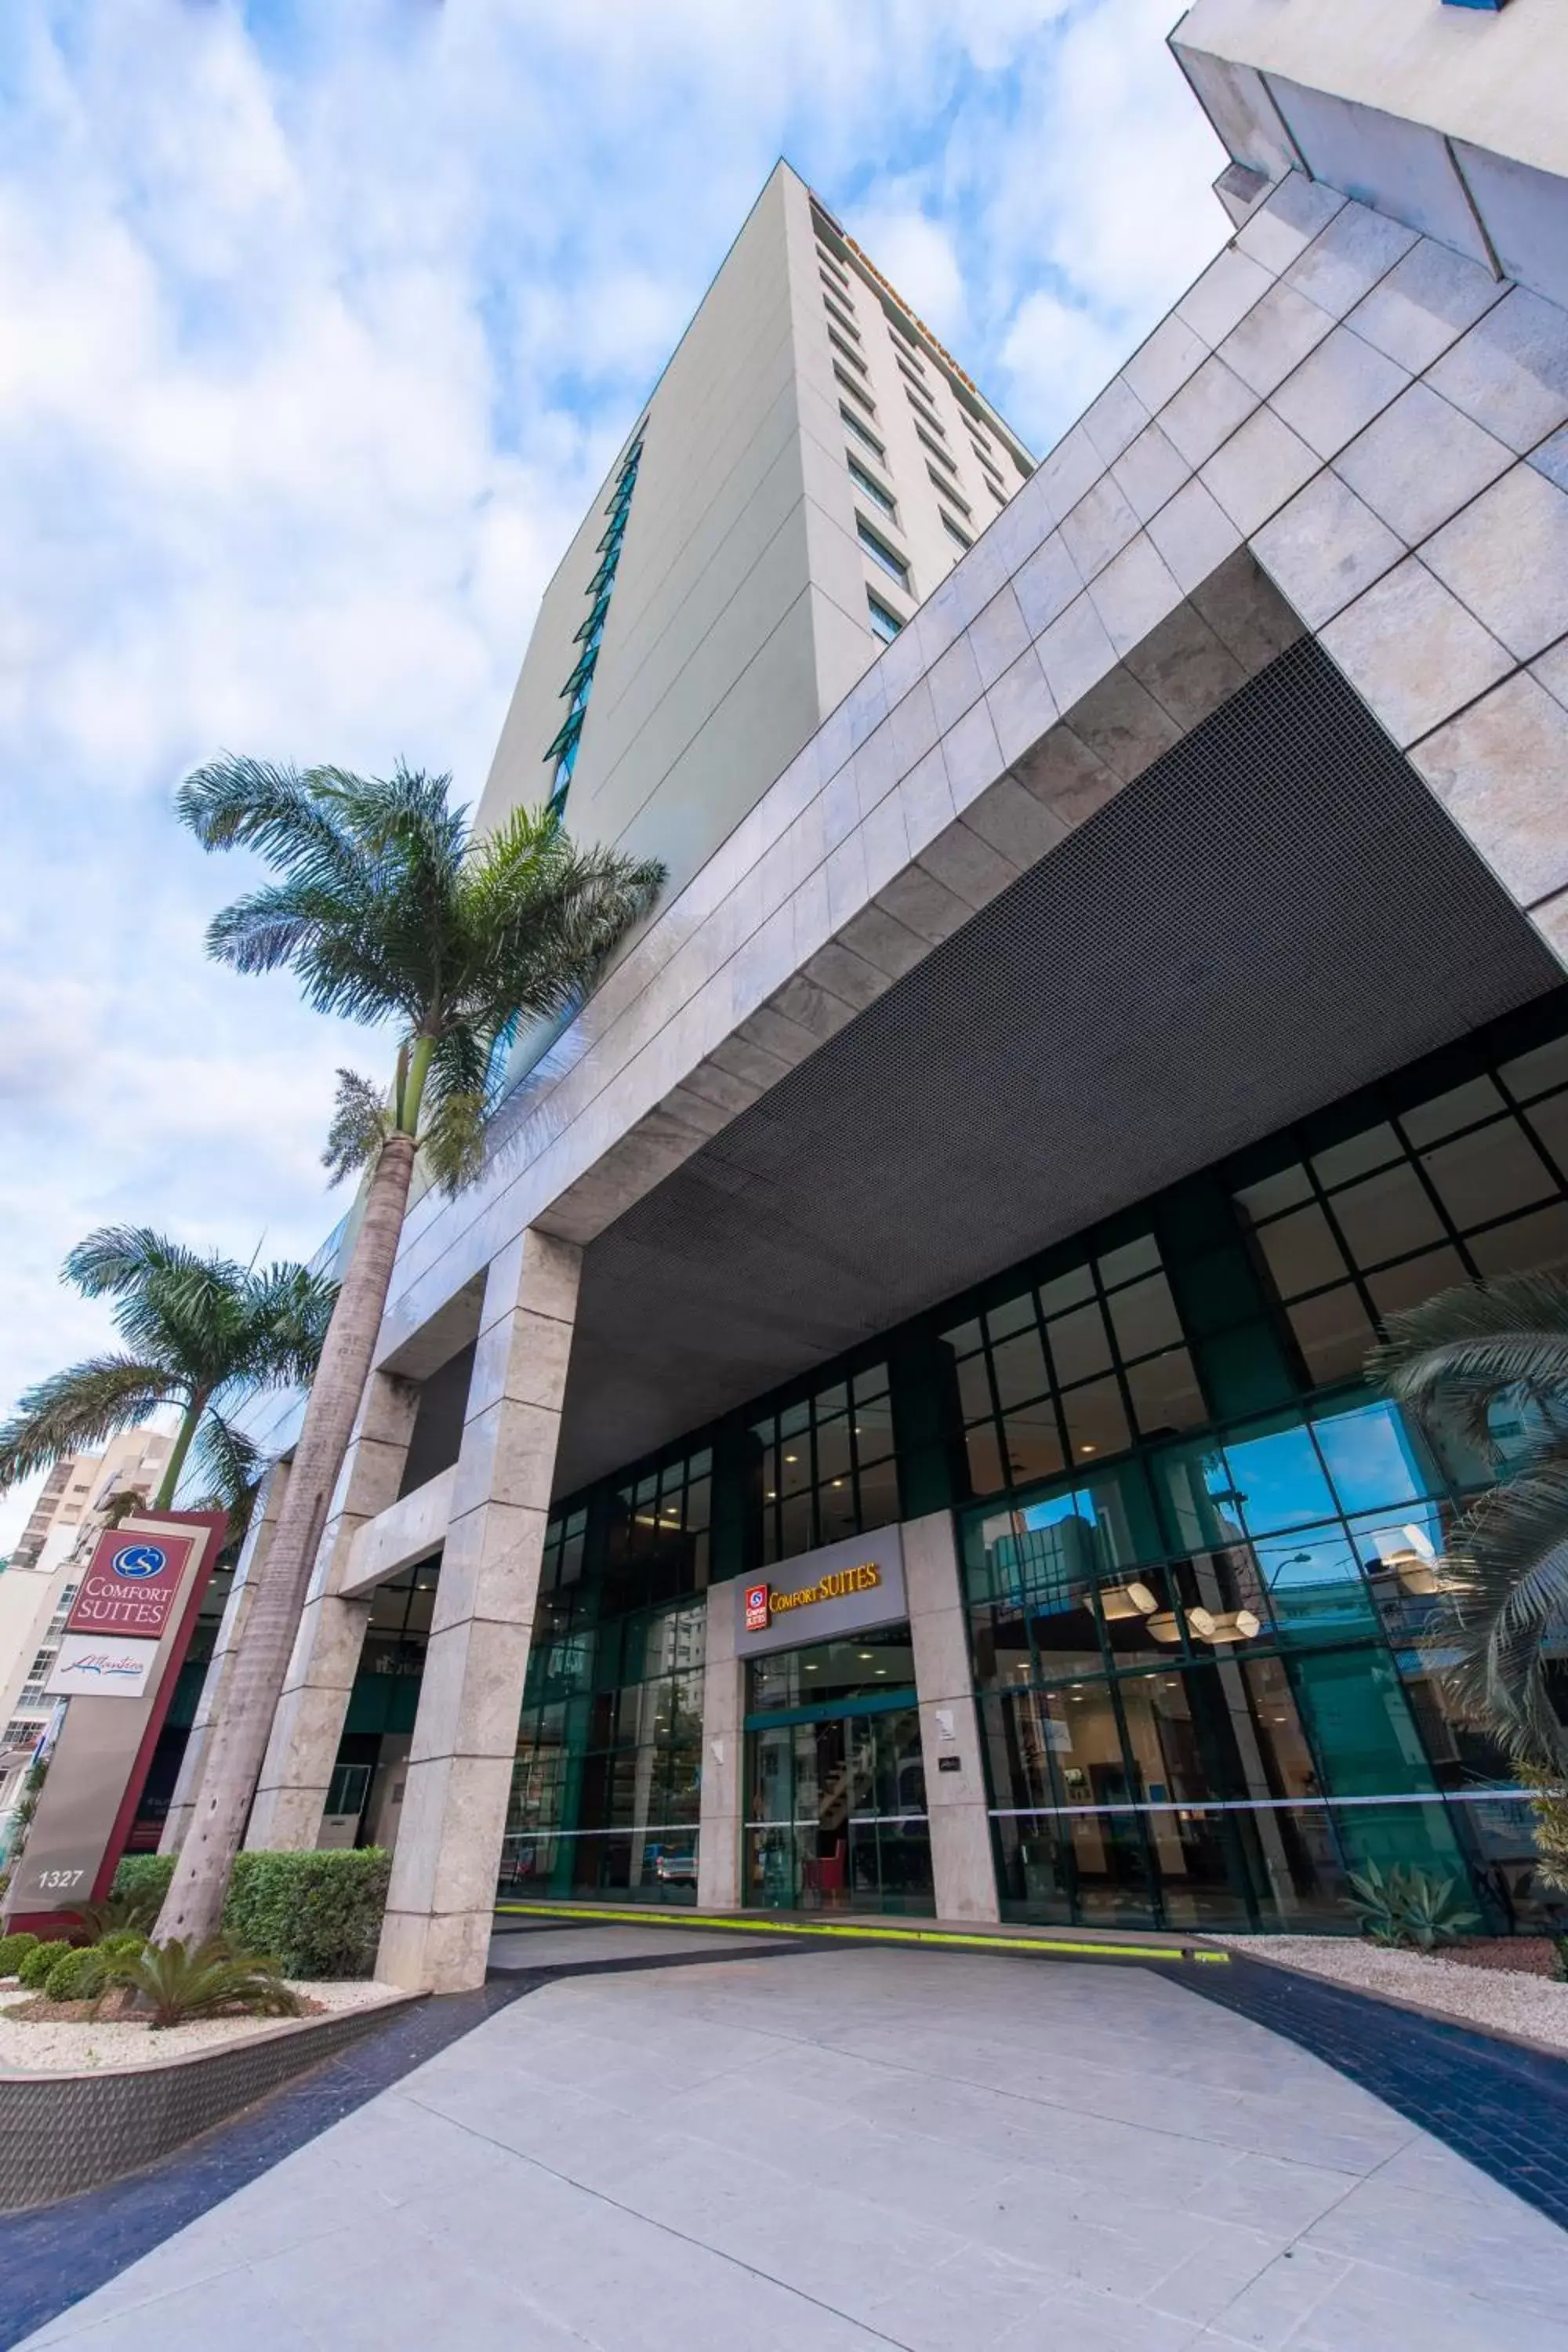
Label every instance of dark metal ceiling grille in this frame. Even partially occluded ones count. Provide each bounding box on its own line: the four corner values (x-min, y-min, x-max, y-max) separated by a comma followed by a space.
555, 637, 1559, 1494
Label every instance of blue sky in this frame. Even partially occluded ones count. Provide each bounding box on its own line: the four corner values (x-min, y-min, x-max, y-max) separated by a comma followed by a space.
0, 0, 1225, 1546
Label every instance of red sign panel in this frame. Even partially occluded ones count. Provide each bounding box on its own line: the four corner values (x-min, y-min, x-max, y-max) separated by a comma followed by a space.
65, 1530, 197, 1642
744, 1583, 771, 1633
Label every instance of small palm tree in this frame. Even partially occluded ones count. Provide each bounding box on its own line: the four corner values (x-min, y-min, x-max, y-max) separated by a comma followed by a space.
158, 759, 663, 1950
1370, 1270, 1568, 1769
0, 1227, 337, 1513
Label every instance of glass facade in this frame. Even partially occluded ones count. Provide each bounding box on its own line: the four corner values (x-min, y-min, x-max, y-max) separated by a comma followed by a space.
752, 1363, 899, 1564
489, 995, 1568, 1932
501, 1462, 709, 1904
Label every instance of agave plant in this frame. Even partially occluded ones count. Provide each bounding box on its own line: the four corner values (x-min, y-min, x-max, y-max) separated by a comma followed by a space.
102, 1936, 302, 2030
1345, 1859, 1479, 1951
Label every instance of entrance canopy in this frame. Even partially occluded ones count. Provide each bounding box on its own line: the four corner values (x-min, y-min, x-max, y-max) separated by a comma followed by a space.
554, 637, 1560, 1495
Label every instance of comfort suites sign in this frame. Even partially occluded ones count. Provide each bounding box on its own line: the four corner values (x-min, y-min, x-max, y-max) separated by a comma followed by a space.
736, 1526, 906, 1657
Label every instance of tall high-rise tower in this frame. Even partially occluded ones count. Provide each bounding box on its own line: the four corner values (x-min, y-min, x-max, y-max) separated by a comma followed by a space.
477, 162, 1033, 934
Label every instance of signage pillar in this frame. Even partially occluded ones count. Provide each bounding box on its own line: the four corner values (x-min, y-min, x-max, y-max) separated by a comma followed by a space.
4, 1511, 225, 1933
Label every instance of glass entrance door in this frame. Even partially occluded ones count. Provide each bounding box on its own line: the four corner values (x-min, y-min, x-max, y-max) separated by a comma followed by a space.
745, 1704, 934, 1914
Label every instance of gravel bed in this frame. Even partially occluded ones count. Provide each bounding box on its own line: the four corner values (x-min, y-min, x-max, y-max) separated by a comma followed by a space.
0, 1976, 401, 2074
1211, 1934, 1568, 2053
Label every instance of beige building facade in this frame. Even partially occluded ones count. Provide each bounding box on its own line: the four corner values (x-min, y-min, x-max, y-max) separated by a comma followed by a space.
201, 0, 1568, 1991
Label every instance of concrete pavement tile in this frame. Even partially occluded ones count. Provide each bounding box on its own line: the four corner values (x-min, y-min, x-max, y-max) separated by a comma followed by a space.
19, 2263, 318, 2352
1277, 2257, 1568, 2352
1195, 2243, 1351, 2350
1009, 2280, 1206, 2350
1179, 2149, 1363, 2236
865, 2244, 1060, 2352
1301, 2172, 1568, 2314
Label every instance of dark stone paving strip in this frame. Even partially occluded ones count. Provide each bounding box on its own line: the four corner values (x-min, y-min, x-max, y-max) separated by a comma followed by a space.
1165, 1952, 1568, 2233
0, 1939, 812, 2348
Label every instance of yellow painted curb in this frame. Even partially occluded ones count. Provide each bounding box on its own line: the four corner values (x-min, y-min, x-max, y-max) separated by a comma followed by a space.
494, 1900, 1230, 1964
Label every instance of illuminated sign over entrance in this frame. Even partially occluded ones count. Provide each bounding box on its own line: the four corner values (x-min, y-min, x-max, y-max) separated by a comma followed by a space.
735, 1528, 906, 1657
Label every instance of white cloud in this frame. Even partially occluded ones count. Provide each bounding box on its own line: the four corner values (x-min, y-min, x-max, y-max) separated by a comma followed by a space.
0, 0, 1230, 1546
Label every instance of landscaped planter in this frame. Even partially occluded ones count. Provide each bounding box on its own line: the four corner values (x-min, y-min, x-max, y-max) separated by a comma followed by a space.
0, 1991, 422, 2210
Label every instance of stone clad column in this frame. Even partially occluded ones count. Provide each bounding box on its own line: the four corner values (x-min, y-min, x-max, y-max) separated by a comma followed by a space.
245, 1370, 418, 1851
377, 1229, 580, 1994
160, 1460, 289, 1854
904, 1511, 1000, 1922
696, 1583, 744, 1909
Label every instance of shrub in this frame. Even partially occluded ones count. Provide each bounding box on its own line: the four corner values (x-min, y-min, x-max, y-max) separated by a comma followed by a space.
44, 1944, 116, 2002
0, 1932, 39, 1978
102, 1936, 303, 2030
224, 1849, 391, 1980
114, 1846, 392, 1980
17, 1940, 71, 1990
1345, 1860, 1479, 1951
110, 1854, 174, 1914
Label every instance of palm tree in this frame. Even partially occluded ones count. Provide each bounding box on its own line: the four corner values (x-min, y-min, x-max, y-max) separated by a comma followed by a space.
0, 1227, 337, 1515
1370, 1270, 1568, 1769
157, 759, 663, 1949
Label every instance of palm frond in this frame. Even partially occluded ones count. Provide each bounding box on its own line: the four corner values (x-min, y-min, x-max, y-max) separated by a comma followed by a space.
0, 1357, 176, 1490
420, 1088, 488, 1196
1423, 1450, 1568, 1766
64, 1227, 215, 1301
176, 754, 358, 876
323, 1069, 394, 1185
189, 1410, 263, 1544
235, 1262, 339, 1387
1369, 1271, 1568, 1458
456, 815, 664, 1030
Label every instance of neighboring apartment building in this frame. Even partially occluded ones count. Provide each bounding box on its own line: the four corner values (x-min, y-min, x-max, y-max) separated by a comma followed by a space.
194, 0, 1568, 1995
0, 1428, 172, 1801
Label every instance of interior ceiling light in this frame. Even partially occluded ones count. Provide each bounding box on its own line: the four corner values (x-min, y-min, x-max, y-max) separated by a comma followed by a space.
1100, 1581, 1159, 1621
1146, 1613, 1183, 1644
1189, 1606, 1261, 1644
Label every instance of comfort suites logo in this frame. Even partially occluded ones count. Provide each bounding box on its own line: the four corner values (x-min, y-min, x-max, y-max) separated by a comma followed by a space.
768, 1563, 881, 1619
111, 1544, 167, 1580
745, 1584, 771, 1632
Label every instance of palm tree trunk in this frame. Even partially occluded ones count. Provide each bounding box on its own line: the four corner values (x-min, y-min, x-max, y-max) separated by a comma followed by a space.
151, 1132, 419, 1950
153, 1390, 207, 1510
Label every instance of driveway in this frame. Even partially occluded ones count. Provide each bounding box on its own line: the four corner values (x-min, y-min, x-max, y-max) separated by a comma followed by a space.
19, 1933, 1568, 2350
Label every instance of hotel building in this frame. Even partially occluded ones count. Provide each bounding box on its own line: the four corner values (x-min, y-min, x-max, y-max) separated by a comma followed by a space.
176, 0, 1568, 1990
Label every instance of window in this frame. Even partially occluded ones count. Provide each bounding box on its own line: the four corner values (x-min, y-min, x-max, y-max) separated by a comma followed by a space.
835, 366, 877, 416
867, 593, 903, 643
823, 296, 859, 342
753, 1364, 899, 1564
542, 431, 643, 810
1235, 1051, 1568, 1385
817, 245, 851, 292
933, 472, 971, 515
982, 467, 1007, 504
3, 1720, 44, 1751
899, 360, 938, 415
941, 510, 972, 550
942, 1236, 1207, 1501
847, 454, 896, 518
857, 517, 910, 589
26, 1649, 54, 1682
915, 423, 953, 470
841, 405, 884, 457
827, 328, 867, 376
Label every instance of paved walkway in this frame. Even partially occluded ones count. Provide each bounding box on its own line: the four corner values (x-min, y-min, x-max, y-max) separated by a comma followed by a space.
19, 1937, 1568, 2350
